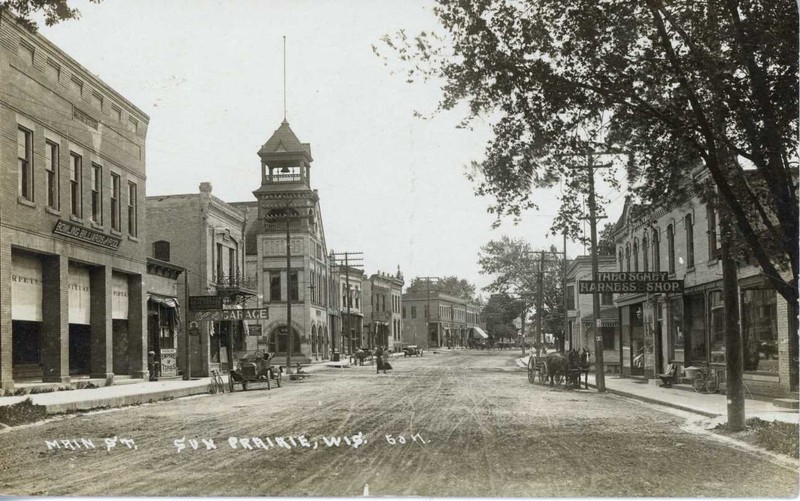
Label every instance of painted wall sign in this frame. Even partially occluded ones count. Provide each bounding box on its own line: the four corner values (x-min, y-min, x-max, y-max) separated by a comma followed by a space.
68, 264, 91, 325
112, 273, 129, 320
53, 219, 122, 250
11, 253, 43, 322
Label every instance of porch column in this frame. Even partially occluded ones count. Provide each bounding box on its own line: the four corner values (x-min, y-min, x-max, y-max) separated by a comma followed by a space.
41, 254, 69, 383
90, 266, 113, 379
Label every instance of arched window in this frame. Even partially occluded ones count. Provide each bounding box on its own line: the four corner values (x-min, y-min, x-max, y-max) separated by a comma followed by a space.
685, 214, 695, 268
667, 224, 675, 274
625, 244, 631, 272
619, 248, 624, 272
153, 240, 170, 262
652, 228, 660, 272
268, 325, 302, 355
633, 238, 639, 272
642, 235, 649, 272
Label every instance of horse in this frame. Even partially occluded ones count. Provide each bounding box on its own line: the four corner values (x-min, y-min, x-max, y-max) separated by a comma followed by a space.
566, 348, 582, 389
544, 352, 568, 386
579, 348, 591, 389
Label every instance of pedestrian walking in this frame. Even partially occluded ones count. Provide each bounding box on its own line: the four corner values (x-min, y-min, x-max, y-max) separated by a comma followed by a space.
375, 346, 383, 375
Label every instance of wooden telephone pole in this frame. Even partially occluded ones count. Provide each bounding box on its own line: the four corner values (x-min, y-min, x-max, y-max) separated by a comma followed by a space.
331, 252, 364, 354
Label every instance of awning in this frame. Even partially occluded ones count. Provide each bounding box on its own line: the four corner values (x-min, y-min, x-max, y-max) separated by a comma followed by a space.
148, 294, 179, 309
581, 308, 619, 328
470, 326, 489, 339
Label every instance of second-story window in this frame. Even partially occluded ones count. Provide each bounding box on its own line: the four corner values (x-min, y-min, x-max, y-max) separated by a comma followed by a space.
686, 214, 695, 268
18, 127, 33, 202
289, 272, 299, 301
667, 224, 675, 274
153, 240, 170, 261
127, 181, 137, 236
618, 248, 624, 272
355, 288, 360, 309
411, 306, 417, 318
633, 239, 639, 272
566, 285, 575, 310
601, 292, 614, 305
216, 243, 223, 280
110, 173, 121, 231
625, 244, 631, 272
707, 199, 718, 260
270, 274, 281, 302
652, 228, 660, 272
70, 153, 82, 217
45, 140, 59, 209
91, 163, 102, 224
228, 247, 236, 280
642, 235, 649, 272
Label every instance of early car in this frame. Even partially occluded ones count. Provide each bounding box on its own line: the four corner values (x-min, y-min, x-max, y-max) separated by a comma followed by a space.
229, 351, 282, 391
403, 345, 423, 357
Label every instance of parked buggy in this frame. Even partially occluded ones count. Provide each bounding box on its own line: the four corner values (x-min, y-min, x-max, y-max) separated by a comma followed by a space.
229, 351, 282, 391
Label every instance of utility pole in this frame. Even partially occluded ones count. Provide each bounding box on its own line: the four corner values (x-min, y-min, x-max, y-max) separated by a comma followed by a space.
331, 252, 363, 354
564, 148, 616, 392
183, 267, 190, 380
537, 250, 544, 354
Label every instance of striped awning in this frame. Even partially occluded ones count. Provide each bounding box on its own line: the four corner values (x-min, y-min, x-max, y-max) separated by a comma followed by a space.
581, 308, 619, 327
470, 326, 489, 339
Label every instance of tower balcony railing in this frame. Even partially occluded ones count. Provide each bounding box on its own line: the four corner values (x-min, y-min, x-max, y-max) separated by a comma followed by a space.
269, 173, 303, 183
214, 272, 258, 304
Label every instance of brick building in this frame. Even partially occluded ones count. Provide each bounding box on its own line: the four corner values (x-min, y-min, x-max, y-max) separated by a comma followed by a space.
146, 182, 251, 377
235, 120, 333, 367
565, 255, 619, 371
612, 176, 797, 397
402, 291, 482, 350
362, 269, 404, 352
337, 265, 364, 354
0, 13, 149, 389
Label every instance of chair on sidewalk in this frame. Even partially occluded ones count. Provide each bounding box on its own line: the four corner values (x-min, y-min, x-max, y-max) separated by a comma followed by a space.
657, 364, 677, 388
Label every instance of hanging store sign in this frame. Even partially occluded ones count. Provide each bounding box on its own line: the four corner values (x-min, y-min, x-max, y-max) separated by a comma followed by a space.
191, 308, 269, 322
53, 219, 121, 250
579, 273, 684, 294
189, 295, 223, 311
11, 252, 43, 322
112, 273, 129, 320
68, 264, 91, 325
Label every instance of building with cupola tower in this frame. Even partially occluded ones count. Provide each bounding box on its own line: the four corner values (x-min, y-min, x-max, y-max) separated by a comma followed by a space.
232, 120, 333, 366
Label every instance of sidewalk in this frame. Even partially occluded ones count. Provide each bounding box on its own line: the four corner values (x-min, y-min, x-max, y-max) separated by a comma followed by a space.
0, 378, 212, 415
516, 355, 799, 425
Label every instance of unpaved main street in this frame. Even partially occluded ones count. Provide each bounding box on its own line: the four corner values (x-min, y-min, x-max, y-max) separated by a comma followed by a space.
0, 350, 796, 497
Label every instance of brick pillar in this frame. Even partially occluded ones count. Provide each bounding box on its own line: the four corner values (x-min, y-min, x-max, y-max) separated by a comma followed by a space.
127, 274, 148, 379
41, 254, 70, 384
0, 243, 13, 390
90, 266, 113, 379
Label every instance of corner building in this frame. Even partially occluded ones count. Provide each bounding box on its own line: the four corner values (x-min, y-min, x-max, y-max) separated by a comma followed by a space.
0, 13, 149, 388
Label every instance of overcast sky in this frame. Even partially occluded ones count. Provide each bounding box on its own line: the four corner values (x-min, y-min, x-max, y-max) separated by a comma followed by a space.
39, 0, 625, 295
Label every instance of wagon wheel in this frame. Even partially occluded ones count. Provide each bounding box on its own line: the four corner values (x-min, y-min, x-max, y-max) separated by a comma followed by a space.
554, 373, 564, 386
266, 377, 271, 390
538, 361, 549, 385
705, 371, 719, 393
527, 357, 537, 384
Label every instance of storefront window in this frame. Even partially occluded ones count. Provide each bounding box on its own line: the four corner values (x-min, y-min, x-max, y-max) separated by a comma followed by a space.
708, 291, 725, 363
669, 297, 684, 363
685, 294, 706, 364
741, 289, 778, 373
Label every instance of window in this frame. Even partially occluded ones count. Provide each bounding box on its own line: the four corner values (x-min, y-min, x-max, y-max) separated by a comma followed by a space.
402, 306, 406, 319
411, 306, 417, 319
110, 173, 121, 231
70, 153, 82, 217
270, 274, 281, 302
601, 292, 614, 305
289, 272, 298, 301
153, 241, 170, 261
228, 247, 236, 280
601, 326, 615, 349
216, 243, 223, 280
707, 199, 718, 260
18, 127, 33, 201
91, 91, 103, 110
685, 214, 694, 268
128, 117, 138, 133
45, 141, 59, 209
91, 163, 102, 223
70, 77, 83, 97
111, 104, 122, 122
642, 236, 649, 272
355, 288, 360, 309
424, 304, 429, 318
625, 244, 631, 272
667, 224, 675, 274
633, 239, 639, 272
566, 285, 575, 310
46, 59, 60, 81
127, 182, 137, 236
652, 228, 660, 272
618, 248, 624, 272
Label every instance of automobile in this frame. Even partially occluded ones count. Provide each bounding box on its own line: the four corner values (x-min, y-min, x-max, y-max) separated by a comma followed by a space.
759, 340, 778, 359
229, 351, 282, 391
403, 345, 423, 357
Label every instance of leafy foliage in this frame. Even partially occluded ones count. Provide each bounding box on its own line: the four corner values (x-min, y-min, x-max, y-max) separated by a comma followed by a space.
481, 293, 523, 334
0, 0, 100, 31
405, 275, 477, 302
376, 0, 798, 303
478, 236, 565, 343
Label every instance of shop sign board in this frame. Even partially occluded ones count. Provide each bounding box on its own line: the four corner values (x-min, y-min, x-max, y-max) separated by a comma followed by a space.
189, 295, 223, 311
191, 308, 269, 321
53, 219, 121, 250
579, 271, 684, 294
160, 349, 177, 377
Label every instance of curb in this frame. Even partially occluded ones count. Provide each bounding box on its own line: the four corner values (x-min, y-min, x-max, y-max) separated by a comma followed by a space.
39, 385, 211, 415
586, 382, 719, 419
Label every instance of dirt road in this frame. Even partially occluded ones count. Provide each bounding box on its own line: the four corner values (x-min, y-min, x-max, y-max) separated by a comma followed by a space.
0, 350, 795, 497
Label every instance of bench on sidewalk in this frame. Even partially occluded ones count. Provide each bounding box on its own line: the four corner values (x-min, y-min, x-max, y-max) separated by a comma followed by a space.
657, 364, 677, 388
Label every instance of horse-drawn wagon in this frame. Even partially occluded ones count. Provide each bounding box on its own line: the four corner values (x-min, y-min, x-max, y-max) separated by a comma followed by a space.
527, 349, 590, 389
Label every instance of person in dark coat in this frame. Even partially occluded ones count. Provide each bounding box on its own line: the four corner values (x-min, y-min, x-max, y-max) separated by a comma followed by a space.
375, 346, 384, 375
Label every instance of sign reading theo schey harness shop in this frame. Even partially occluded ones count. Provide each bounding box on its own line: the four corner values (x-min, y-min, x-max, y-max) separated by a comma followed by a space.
53, 220, 122, 250
579, 271, 684, 294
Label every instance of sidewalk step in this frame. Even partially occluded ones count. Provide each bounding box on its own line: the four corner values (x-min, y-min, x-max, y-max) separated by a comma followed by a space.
772, 398, 800, 410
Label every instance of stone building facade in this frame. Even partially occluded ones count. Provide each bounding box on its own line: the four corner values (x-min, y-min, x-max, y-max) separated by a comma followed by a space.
362, 269, 404, 352
0, 13, 149, 388
402, 291, 482, 350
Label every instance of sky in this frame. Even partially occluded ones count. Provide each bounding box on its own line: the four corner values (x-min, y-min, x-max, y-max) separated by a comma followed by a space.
39, 0, 625, 295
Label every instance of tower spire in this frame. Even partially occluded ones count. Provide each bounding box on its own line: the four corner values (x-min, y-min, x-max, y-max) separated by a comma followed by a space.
283, 35, 287, 122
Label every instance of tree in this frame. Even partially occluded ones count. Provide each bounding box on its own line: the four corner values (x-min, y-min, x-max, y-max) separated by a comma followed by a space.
405, 276, 476, 302
478, 236, 565, 349
375, 0, 798, 309
480, 293, 523, 340
595, 222, 617, 257
1, 0, 100, 31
